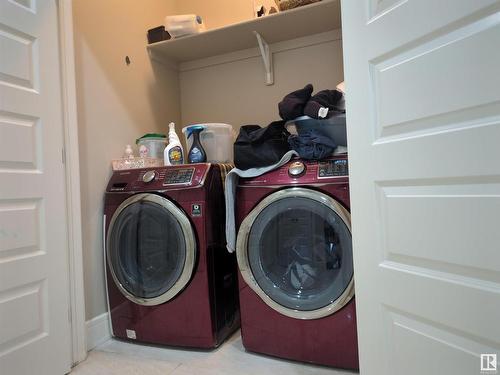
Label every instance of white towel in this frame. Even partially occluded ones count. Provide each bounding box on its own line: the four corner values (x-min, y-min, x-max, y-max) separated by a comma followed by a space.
224, 150, 299, 253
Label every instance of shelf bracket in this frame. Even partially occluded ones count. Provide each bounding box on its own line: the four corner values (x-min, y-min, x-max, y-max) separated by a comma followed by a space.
254, 31, 274, 85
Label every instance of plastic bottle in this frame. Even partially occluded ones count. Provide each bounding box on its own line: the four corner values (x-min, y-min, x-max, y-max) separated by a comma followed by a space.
186, 126, 207, 163
123, 145, 134, 159
164, 122, 184, 165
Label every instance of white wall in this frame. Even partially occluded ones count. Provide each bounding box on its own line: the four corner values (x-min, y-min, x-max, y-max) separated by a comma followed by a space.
73, 0, 180, 320
179, 34, 344, 130
173, 0, 343, 129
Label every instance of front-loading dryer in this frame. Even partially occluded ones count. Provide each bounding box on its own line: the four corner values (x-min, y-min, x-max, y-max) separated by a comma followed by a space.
104, 163, 239, 348
235, 155, 358, 369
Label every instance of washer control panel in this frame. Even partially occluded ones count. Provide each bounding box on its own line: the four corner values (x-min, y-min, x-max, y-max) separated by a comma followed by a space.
239, 156, 348, 186
318, 159, 348, 178
106, 164, 210, 192
163, 168, 195, 185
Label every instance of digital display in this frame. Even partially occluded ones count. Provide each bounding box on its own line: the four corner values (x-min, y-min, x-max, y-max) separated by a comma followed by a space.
318, 159, 348, 178
163, 168, 195, 185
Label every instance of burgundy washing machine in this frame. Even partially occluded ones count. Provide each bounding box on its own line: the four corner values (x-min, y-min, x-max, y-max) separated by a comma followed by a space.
235, 155, 358, 369
104, 163, 239, 349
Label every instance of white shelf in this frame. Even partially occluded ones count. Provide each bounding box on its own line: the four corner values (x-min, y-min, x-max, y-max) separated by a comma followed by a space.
147, 0, 341, 63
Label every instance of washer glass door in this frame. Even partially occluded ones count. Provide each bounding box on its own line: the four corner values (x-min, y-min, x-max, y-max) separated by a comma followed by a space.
237, 187, 353, 319
107, 193, 196, 306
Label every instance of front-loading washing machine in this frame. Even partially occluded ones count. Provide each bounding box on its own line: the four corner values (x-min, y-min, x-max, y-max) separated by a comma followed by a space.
104, 163, 239, 348
235, 155, 358, 369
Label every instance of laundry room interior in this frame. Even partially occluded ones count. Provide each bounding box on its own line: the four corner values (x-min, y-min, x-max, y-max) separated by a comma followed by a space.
2, 0, 498, 374
73, 0, 355, 373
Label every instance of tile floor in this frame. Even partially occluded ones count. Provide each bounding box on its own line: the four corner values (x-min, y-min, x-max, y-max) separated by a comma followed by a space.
72, 331, 356, 375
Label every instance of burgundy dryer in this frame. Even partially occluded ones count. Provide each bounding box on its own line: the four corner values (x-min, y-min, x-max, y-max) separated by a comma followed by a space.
235, 155, 359, 369
104, 164, 239, 349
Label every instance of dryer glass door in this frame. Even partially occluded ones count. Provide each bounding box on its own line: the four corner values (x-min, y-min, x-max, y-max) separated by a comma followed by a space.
237, 187, 354, 319
107, 193, 196, 306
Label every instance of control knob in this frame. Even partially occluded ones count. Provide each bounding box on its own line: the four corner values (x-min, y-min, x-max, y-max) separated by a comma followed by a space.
142, 170, 156, 183
288, 161, 306, 177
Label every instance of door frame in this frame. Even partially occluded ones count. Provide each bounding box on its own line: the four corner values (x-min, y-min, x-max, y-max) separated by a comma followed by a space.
57, 0, 87, 365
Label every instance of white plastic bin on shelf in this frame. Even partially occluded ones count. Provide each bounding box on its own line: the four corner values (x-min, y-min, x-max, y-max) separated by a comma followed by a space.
182, 123, 234, 163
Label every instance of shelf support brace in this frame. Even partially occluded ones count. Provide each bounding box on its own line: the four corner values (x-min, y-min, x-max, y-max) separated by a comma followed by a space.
254, 31, 273, 85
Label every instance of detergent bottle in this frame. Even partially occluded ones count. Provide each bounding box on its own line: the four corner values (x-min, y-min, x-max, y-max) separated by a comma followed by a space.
186, 125, 207, 163
164, 122, 184, 165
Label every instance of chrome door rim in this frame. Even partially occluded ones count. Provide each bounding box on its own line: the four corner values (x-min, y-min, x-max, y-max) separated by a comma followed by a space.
106, 193, 196, 306
236, 187, 354, 320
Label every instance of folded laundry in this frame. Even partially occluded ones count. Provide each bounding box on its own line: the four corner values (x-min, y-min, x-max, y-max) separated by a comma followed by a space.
278, 84, 313, 121
304, 89, 344, 119
288, 129, 337, 160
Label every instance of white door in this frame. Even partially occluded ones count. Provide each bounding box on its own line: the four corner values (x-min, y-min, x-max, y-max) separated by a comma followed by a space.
342, 1, 500, 374
0, 0, 72, 374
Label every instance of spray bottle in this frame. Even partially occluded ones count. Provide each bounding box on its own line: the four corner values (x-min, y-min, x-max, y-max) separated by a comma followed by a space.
164, 122, 184, 165
186, 125, 207, 163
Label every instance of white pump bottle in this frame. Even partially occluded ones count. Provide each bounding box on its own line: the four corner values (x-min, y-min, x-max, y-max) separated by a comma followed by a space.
164, 122, 184, 165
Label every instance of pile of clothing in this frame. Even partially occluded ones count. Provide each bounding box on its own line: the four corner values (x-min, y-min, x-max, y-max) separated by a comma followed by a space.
234, 83, 346, 170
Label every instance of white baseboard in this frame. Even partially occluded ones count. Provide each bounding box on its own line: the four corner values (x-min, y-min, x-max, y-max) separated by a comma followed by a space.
85, 312, 111, 351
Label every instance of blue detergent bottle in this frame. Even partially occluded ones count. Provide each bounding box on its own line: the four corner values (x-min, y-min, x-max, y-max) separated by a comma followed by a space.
187, 125, 207, 163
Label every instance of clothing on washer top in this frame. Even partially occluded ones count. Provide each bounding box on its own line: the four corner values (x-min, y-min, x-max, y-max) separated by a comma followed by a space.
304, 89, 344, 119
278, 84, 313, 121
288, 129, 337, 160
233, 121, 291, 170
224, 150, 299, 253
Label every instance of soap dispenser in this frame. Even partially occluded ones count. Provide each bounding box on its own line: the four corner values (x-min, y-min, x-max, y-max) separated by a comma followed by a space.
123, 144, 134, 159
186, 125, 207, 163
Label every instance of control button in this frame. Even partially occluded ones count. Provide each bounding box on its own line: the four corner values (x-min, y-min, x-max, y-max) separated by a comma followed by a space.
142, 170, 156, 183
288, 161, 306, 177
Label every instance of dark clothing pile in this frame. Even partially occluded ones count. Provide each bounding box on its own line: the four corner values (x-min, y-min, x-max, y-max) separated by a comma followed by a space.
278, 84, 313, 121
234, 84, 346, 170
288, 129, 337, 160
234, 121, 290, 170
304, 89, 344, 119
279, 84, 344, 121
